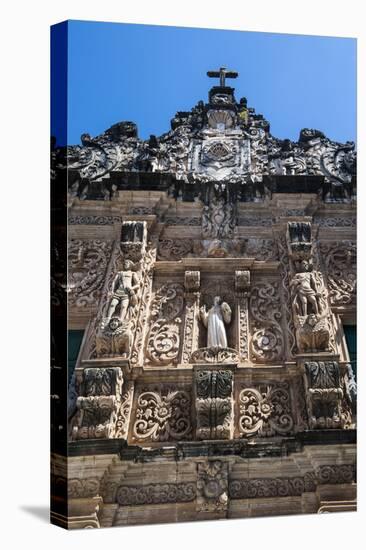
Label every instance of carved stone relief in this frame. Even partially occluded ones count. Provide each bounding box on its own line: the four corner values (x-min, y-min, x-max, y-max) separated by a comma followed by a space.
157, 239, 193, 260
286, 223, 333, 354
249, 282, 284, 362
320, 241, 356, 306
182, 271, 201, 363
235, 270, 250, 361
132, 386, 192, 442
96, 258, 142, 358
115, 381, 134, 439
116, 483, 196, 506
277, 236, 296, 358
146, 283, 184, 366
238, 383, 294, 437
68, 240, 112, 307
195, 369, 233, 439
304, 361, 351, 429
197, 461, 228, 512
287, 221, 312, 260
229, 474, 316, 499
71, 367, 123, 440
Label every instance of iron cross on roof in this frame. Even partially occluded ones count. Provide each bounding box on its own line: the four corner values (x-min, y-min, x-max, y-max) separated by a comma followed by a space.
207, 67, 238, 87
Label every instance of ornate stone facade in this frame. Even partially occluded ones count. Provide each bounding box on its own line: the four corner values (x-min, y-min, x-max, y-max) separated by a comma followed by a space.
52, 68, 357, 529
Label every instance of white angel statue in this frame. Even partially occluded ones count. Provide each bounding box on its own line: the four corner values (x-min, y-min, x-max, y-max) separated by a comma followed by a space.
200, 296, 232, 348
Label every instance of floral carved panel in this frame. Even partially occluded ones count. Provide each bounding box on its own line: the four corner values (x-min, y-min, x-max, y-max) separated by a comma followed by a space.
145, 283, 184, 366
249, 282, 284, 362
238, 383, 294, 437
132, 386, 192, 442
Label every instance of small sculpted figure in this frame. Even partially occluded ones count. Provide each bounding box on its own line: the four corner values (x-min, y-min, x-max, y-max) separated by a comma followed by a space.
200, 296, 231, 348
104, 260, 140, 327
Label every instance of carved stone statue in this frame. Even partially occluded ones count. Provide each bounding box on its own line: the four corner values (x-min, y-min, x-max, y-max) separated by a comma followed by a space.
296, 313, 330, 352
200, 296, 231, 348
290, 260, 321, 317
104, 260, 140, 327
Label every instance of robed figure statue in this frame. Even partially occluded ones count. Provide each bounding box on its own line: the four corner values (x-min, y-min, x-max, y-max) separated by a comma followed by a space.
200, 296, 232, 348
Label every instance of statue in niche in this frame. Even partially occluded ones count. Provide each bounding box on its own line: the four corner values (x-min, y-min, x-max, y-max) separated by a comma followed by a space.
104, 259, 140, 328
290, 260, 322, 317
200, 296, 232, 348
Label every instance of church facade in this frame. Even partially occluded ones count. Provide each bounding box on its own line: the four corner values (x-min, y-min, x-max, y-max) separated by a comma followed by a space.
51, 68, 357, 528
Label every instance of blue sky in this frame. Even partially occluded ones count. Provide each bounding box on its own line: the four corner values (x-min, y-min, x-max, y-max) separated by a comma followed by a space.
51, 20, 356, 146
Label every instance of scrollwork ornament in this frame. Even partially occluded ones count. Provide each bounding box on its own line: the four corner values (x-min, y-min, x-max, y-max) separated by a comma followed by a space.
68, 240, 112, 307
146, 283, 184, 366
133, 388, 192, 442
249, 282, 284, 362
239, 384, 294, 437
320, 241, 356, 305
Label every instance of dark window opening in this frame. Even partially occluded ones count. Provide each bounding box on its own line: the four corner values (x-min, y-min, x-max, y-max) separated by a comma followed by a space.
344, 324, 357, 381
68, 330, 84, 384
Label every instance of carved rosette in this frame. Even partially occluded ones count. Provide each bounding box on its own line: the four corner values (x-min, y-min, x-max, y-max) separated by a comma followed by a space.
238, 383, 294, 437
132, 387, 192, 442
249, 282, 284, 362
197, 461, 228, 513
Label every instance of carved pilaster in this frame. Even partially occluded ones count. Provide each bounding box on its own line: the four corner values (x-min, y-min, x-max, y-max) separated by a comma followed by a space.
71, 367, 123, 440
115, 381, 135, 439
195, 369, 234, 439
303, 360, 351, 429
182, 271, 201, 363
130, 246, 157, 367
145, 282, 184, 366
235, 270, 250, 361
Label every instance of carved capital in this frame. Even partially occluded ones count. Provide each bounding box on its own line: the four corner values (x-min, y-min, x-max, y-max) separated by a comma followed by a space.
184, 270, 201, 293
120, 221, 147, 261
235, 270, 250, 295
286, 221, 312, 261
